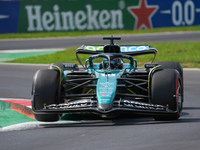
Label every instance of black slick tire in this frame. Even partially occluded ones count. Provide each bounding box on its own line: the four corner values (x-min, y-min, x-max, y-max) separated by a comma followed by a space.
32, 69, 61, 122
151, 69, 183, 121
156, 61, 183, 101
156, 61, 183, 78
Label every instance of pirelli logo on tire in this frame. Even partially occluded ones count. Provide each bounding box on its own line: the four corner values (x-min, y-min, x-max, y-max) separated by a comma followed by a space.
63, 63, 76, 68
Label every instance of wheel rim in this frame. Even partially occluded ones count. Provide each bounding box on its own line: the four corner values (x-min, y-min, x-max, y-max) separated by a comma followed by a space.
177, 81, 183, 114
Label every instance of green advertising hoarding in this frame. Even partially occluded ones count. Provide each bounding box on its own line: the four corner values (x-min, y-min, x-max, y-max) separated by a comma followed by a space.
17, 0, 200, 33
18, 0, 138, 32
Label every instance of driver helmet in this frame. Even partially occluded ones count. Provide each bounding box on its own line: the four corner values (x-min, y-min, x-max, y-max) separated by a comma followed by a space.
102, 58, 122, 69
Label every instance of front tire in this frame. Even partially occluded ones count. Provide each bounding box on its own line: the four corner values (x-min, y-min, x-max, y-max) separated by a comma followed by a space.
151, 69, 183, 121
32, 69, 61, 122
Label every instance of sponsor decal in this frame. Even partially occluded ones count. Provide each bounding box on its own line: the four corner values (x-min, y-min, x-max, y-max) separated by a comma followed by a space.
100, 82, 114, 87
24, 4, 124, 32
120, 46, 149, 52
101, 93, 111, 96
84, 45, 149, 52
128, 0, 158, 29
63, 63, 75, 68
150, 0, 200, 28
122, 100, 166, 110
1, 0, 200, 33
101, 74, 116, 77
84, 46, 103, 51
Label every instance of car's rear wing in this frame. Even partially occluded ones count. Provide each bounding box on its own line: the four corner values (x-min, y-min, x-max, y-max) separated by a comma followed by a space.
76, 45, 157, 67
76, 45, 157, 55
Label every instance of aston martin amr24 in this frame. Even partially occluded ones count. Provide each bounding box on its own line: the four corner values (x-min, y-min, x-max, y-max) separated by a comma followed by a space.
31, 36, 183, 121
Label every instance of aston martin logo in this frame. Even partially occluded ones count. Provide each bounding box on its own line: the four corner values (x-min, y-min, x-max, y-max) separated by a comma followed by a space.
128, 0, 158, 29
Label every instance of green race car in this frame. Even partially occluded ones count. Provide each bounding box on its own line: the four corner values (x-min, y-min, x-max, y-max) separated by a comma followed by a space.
31, 36, 183, 122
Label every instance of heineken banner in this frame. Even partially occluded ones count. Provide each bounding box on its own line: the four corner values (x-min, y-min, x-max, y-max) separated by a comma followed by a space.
1, 0, 200, 33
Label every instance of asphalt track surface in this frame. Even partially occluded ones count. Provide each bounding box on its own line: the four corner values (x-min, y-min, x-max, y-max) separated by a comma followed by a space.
0, 32, 200, 150
0, 64, 200, 150
0, 31, 200, 50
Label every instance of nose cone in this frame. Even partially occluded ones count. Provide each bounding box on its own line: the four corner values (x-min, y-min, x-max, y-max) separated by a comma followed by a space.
96, 74, 117, 110
98, 103, 113, 111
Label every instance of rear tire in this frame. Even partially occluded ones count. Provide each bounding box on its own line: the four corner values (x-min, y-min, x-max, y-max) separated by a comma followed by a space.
32, 69, 61, 122
156, 61, 183, 100
156, 61, 183, 78
151, 69, 183, 121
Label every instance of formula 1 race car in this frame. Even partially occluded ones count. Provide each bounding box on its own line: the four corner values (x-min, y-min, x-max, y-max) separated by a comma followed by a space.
31, 36, 183, 122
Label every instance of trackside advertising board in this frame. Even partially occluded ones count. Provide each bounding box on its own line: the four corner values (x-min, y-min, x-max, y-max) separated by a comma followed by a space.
0, 0, 200, 33
0, 1, 20, 33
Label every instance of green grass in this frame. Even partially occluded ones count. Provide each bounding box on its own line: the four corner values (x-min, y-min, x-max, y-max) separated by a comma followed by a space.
2, 25, 200, 68
1, 25, 200, 39
7, 41, 200, 68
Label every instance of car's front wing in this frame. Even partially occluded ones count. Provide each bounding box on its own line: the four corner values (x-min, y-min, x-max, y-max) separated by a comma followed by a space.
33, 99, 178, 116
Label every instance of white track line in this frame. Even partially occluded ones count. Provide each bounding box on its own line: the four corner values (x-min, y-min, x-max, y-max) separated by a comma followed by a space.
0, 121, 80, 132
0, 48, 65, 53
